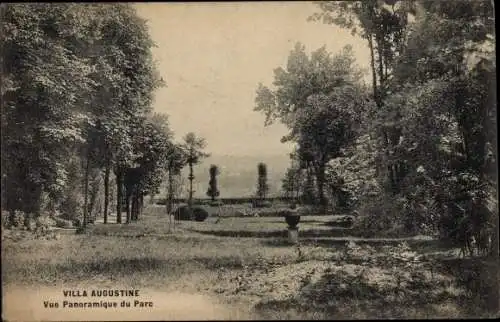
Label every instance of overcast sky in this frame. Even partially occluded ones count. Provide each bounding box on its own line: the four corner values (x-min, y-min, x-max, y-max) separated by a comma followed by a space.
134, 2, 370, 157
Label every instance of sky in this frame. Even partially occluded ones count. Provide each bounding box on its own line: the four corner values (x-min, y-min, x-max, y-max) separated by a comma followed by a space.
134, 2, 370, 157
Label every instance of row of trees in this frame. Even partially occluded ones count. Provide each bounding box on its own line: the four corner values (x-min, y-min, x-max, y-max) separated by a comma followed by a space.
0, 3, 213, 229
264, 0, 496, 257
1, 4, 163, 227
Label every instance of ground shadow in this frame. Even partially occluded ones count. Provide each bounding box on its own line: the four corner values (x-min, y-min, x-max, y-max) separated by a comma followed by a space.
253, 268, 464, 319
2, 255, 252, 286
260, 236, 442, 250
187, 228, 352, 239
434, 256, 500, 316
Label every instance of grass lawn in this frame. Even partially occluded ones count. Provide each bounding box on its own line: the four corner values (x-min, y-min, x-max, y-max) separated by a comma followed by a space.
2, 205, 498, 320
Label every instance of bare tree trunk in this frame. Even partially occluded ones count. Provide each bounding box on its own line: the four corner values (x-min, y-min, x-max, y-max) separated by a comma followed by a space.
103, 161, 110, 224
315, 164, 327, 213
139, 193, 143, 219
83, 155, 90, 229
167, 170, 174, 214
131, 192, 138, 221
189, 163, 194, 205
188, 162, 194, 220
116, 170, 123, 224
125, 186, 131, 224
368, 34, 378, 105
377, 37, 385, 94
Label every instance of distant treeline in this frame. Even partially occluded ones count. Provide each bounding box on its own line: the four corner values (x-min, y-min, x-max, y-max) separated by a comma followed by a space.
155, 197, 295, 206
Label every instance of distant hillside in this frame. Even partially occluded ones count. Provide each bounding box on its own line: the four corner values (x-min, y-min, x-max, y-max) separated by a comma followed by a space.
158, 154, 291, 199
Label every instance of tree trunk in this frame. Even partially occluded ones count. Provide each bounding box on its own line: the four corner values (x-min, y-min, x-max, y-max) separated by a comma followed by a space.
167, 169, 174, 214
368, 34, 378, 106
188, 162, 194, 219
376, 37, 385, 94
125, 186, 131, 224
131, 192, 138, 221
83, 155, 90, 229
315, 164, 327, 213
139, 193, 144, 219
103, 161, 110, 224
116, 170, 123, 224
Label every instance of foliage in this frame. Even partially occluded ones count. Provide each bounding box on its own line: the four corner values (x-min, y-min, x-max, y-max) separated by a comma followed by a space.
1, 3, 168, 226
182, 132, 210, 167
309, 0, 497, 259
173, 205, 193, 221
255, 44, 367, 210
182, 132, 210, 207
173, 205, 209, 222
193, 207, 210, 222
206, 165, 221, 201
326, 133, 381, 211
256, 162, 269, 201
281, 163, 302, 200
387, 0, 496, 255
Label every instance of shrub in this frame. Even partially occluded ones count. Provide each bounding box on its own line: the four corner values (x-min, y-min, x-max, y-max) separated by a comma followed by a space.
353, 195, 407, 238
1, 210, 10, 228
173, 205, 209, 221
35, 215, 56, 233
10, 210, 27, 229
193, 207, 209, 222
54, 217, 74, 228
174, 205, 192, 221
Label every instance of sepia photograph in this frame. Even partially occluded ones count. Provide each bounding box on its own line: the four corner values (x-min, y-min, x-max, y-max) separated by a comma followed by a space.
1, 1, 498, 320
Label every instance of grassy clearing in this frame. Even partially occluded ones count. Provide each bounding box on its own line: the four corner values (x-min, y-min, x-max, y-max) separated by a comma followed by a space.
3, 205, 498, 319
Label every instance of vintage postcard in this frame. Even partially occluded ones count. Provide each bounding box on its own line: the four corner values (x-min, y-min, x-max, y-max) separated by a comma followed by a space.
1, 1, 498, 321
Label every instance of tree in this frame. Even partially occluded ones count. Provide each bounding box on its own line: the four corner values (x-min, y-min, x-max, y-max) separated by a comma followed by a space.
255, 44, 368, 211
181, 132, 210, 213
123, 113, 173, 223
309, 0, 416, 194
1, 4, 98, 218
166, 144, 187, 214
83, 4, 165, 225
0, 4, 165, 230
206, 165, 220, 201
256, 162, 269, 202
281, 165, 300, 201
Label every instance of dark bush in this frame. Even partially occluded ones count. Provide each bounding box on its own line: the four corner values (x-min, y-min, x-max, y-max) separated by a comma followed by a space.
173, 205, 209, 222
193, 207, 209, 222
174, 206, 192, 221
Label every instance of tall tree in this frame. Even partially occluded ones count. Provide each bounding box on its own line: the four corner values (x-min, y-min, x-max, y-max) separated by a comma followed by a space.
97, 4, 165, 224
0, 3, 165, 229
255, 44, 368, 211
166, 144, 186, 215
181, 132, 210, 213
281, 166, 299, 201
1, 4, 98, 217
256, 162, 269, 202
206, 165, 220, 201
123, 113, 173, 223
309, 0, 416, 193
